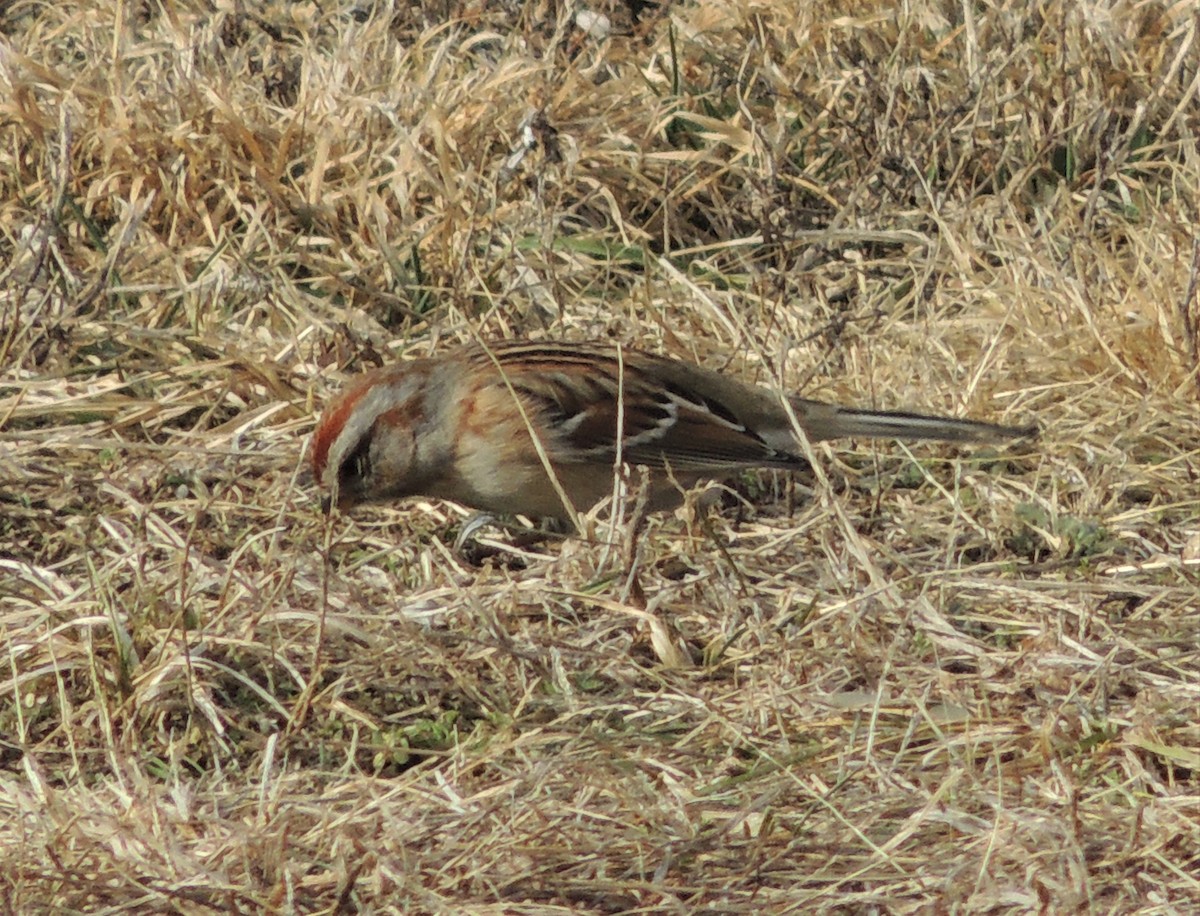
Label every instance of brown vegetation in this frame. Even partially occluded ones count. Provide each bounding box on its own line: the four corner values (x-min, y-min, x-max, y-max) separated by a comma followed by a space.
2, 0, 1198, 910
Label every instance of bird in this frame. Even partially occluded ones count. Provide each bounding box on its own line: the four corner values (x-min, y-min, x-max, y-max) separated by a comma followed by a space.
311, 339, 1035, 524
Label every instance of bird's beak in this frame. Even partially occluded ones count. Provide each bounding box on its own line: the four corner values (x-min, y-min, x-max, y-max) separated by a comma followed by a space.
320, 478, 341, 515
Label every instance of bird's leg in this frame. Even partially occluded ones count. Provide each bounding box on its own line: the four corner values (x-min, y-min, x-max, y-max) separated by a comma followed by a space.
451, 512, 572, 565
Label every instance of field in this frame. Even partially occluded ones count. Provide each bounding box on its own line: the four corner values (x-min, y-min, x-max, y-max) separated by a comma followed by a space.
2, 0, 1199, 911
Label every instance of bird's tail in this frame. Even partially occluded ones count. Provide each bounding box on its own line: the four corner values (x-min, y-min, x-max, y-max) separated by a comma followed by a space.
793, 399, 1038, 444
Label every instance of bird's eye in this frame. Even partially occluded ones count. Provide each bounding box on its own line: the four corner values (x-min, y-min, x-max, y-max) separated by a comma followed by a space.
339, 439, 371, 485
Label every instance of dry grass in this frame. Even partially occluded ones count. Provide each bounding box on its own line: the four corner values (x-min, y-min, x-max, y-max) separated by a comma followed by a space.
2, 0, 1199, 911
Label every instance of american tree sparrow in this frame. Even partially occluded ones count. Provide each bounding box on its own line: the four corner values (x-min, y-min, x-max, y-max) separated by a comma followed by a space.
312, 340, 1035, 523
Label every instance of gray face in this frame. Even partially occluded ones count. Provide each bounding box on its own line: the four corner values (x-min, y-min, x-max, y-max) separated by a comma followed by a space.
323, 375, 428, 509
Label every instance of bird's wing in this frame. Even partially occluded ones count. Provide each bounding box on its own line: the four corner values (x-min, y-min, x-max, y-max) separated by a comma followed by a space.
471, 341, 808, 472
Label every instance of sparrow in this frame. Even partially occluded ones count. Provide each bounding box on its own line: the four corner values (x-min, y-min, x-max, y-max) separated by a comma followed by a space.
312, 339, 1036, 524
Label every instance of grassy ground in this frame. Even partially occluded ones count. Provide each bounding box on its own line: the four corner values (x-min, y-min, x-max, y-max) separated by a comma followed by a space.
2, 0, 1199, 911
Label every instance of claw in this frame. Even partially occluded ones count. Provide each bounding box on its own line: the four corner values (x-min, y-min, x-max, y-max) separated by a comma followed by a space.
453, 513, 497, 555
